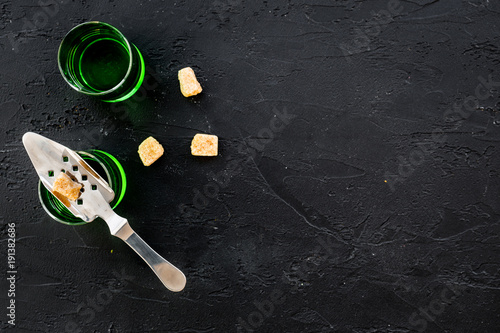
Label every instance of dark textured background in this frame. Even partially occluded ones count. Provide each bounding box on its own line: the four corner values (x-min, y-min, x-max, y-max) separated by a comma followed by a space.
1, 0, 500, 332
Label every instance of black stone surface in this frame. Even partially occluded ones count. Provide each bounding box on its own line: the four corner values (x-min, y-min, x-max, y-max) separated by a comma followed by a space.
1, 0, 500, 332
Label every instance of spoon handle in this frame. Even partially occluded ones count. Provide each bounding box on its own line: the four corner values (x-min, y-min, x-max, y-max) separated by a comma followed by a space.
106, 214, 186, 292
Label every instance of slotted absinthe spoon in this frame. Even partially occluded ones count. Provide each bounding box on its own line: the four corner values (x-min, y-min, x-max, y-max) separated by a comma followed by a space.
22, 132, 186, 292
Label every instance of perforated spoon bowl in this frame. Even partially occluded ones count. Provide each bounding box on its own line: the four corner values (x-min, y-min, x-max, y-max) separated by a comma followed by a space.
23, 132, 186, 292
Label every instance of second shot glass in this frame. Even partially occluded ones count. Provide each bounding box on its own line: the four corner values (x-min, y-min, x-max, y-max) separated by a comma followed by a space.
38, 149, 127, 225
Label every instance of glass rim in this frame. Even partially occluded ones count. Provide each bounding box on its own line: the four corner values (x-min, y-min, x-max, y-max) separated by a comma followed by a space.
38, 150, 113, 225
57, 21, 134, 97
90, 149, 127, 207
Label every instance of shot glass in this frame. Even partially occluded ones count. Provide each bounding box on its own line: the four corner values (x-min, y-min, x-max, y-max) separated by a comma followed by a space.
39, 150, 127, 225
58, 21, 145, 102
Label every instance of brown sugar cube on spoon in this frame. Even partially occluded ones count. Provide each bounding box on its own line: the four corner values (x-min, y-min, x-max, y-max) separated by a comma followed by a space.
191, 134, 218, 156
52, 172, 82, 201
138, 136, 164, 166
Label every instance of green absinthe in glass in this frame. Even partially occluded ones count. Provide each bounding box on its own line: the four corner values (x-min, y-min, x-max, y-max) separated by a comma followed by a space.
80, 38, 130, 91
38, 150, 127, 225
58, 21, 145, 102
